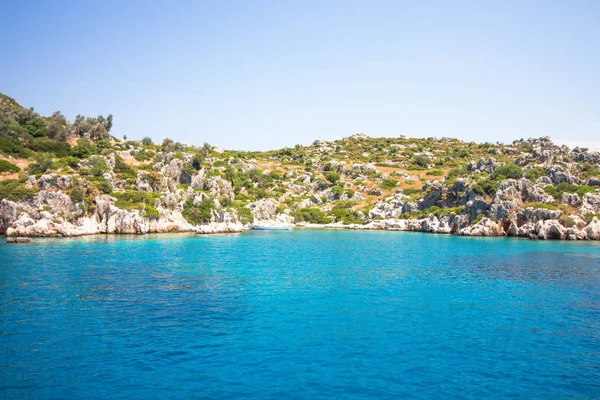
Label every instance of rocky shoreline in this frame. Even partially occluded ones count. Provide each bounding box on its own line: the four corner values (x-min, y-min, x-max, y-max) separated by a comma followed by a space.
3, 169, 599, 240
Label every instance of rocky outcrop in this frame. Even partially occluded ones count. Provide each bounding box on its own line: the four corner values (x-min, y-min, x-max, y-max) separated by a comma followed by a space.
561, 192, 580, 206
580, 193, 600, 215
458, 218, 504, 237
585, 217, 600, 240
467, 157, 498, 174
197, 222, 246, 234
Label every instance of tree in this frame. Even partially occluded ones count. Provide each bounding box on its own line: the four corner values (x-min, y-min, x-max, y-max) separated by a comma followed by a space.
141, 136, 153, 146
106, 114, 113, 132
89, 123, 108, 141
46, 111, 68, 141
123, 134, 127, 141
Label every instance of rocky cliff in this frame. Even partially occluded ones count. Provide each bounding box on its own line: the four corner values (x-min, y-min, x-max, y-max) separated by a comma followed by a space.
1, 94, 599, 240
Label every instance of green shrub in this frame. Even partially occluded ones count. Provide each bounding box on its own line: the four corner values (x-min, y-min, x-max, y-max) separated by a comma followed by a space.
331, 185, 344, 199
581, 168, 600, 179
91, 157, 109, 177
381, 179, 398, 190
413, 155, 430, 168
472, 214, 485, 224
446, 166, 467, 180
98, 178, 113, 194
331, 201, 363, 225
0, 159, 20, 173
400, 188, 420, 197
30, 137, 71, 157
182, 198, 213, 224
220, 197, 232, 207
144, 205, 160, 220
585, 213, 600, 224
325, 171, 341, 185
56, 156, 80, 169
524, 168, 544, 182
24, 118, 47, 138
491, 163, 523, 180
558, 215, 576, 228
427, 169, 444, 177
134, 150, 152, 161
291, 208, 331, 224
70, 188, 84, 203
27, 152, 55, 175
544, 183, 595, 199
0, 179, 38, 201
113, 155, 137, 179
237, 207, 254, 224
473, 179, 500, 196
71, 139, 97, 158
526, 202, 559, 210
113, 190, 157, 210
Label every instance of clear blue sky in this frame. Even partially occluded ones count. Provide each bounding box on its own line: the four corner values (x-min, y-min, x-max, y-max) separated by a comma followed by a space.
2, 0, 599, 150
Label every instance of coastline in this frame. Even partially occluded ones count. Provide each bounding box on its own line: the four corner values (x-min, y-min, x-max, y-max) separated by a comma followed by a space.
4, 215, 600, 241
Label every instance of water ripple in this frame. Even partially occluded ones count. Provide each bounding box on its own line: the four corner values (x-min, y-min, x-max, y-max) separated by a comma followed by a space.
1, 231, 599, 398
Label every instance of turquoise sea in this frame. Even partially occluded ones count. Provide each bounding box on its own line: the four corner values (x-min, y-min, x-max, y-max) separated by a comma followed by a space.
1, 230, 599, 399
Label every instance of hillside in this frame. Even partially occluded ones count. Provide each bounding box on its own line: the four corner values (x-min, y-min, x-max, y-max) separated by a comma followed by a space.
1, 93, 599, 239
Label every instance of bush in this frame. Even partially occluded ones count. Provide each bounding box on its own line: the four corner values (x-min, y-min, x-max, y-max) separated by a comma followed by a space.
472, 179, 500, 196
27, 152, 55, 175
56, 156, 80, 169
331, 185, 344, 199
472, 214, 485, 224
526, 202, 559, 210
30, 137, 71, 157
381, 179, 398, 190
113, 190, 157, 209
558, 215, 576, 228
325, 171, 341, 185
491, 163, 523, 180
70, 188, 84, 203
446, 166, 467, 181
291, 208, 331, 224
544, 183, 595, 199
71, 139, 97, 158
90, 157, 110, 177
331, 201, 363, 224
141, 136, 154, 146
98, 178, 113, 194
237, 207, 254, 224
524, 168, 544, 182
220, 197, 232, 207
427, 169, 444, 177
0, 179, 38, 201
113, 155, 137, 179
413, 155, 430, 168
134, 150, 152, 161
402, 188, 422, 196
0, 159, 20, 173
182, 198, 213, 224
144, 205, 160, 220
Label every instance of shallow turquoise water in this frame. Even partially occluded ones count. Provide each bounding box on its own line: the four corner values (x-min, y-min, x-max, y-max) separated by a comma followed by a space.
1, 230, 599, 399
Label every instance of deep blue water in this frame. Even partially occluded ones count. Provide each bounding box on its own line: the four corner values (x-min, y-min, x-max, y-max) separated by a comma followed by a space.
1, 230, 600, 399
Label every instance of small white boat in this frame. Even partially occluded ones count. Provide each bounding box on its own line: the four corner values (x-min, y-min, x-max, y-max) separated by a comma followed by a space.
251, 225, 292, 231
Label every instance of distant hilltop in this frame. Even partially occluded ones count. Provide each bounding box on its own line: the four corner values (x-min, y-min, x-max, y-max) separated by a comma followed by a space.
1, 92, 599, 239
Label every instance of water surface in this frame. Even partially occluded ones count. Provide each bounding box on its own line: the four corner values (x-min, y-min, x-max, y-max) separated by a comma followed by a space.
1, 231, 599, 398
